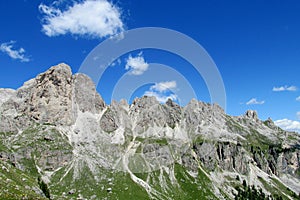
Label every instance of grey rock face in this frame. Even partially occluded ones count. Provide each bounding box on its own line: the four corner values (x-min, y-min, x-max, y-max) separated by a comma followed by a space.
27, 63, 74, 125
0, 63, 105, 133
0, 88, 15, 106
143, 143, 174, 167
276, 149, 300, 177
194, 142, 217, 171
129, 96, 169, 133
0, 64, 74, 132
163, 99, 182, 128
193, 142, 249, 174
100, 100, 131, 133
73, 73, 105, 113
264, 117, 278, 129
100, 107, 119, 133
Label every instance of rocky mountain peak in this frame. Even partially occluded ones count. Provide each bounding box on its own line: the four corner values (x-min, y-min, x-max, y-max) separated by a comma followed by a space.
244, 110, 258, 120
0, 88, 15, 106
25, 63, 74, 125
132, 95, 159, 107
0, 63, 105, 132
264, 117, 277, 129
165, 98, 179, 108
36, 63, 72, 85
119, 98, 129, 107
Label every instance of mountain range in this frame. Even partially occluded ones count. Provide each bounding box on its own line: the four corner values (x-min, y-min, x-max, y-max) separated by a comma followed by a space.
0, 63, 299, 199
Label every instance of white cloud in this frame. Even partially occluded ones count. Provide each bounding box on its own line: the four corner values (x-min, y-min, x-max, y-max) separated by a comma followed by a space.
296, 96, 300, 101
246, 98, 265, 105
144, 91, 178, 104
39, 0, 124, 38
272, 85, 297, 92
297, 111, 300, 120
125, 52, 149, 75
150, 81, 177, 93
274, 119, 300, 133
0, 41, 30, 62
144, 80, 178, 103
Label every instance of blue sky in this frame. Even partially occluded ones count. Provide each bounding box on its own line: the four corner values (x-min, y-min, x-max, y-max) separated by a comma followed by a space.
0, 0, 300, 132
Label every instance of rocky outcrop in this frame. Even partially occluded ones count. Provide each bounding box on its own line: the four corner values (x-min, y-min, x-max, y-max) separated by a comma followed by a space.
100, 107, 119, 133
73, 73, 105, 114
129, 96, 171, 133
164, 98, 182, 128
26, 63, 74, 125
244, 110, 258, 120
0, 88, 15, 106
192, 141, 249, 174
0, 63, 105, 133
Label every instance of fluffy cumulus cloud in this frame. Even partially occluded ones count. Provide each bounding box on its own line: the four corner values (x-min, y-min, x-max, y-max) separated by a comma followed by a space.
39, 0, 124, 38
144, 81, 178, 103
0, 41, 30, 62
125, 52, 149, 75
296, 96, 300, 101
274, 119, 300, 133
246, 98, 265, 105
297, 111, 300, 120
272, 85, 297, 92
150, 81, 177, 93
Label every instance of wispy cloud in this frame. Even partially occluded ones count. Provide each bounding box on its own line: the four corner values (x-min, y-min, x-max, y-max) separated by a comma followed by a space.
144, 81, 178, 103
296, 96, 300, 101
125, 52, 149, 75
110, 58, 121, 67
39, 0, 124, 39
0, 41, 30, 62
274, 119, 300, 133
272, 85, 297, 92
246, 98, 265, 105
297, 111, 300, 120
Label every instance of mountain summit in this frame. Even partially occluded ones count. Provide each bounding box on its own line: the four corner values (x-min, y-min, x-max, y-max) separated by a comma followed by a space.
0, 63, 299, 199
